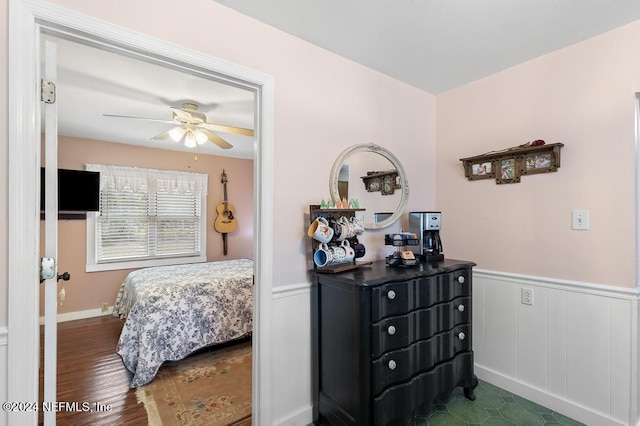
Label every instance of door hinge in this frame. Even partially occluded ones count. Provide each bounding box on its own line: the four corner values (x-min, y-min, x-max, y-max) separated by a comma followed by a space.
41, 79, 56, 104
40, 257, 56, 283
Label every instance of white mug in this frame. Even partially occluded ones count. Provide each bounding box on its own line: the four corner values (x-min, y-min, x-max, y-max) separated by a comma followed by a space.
351, 216, 364, 236
308, 217, 334, 243
342, 240, 355, 261
336, 217, 350, 241
338, 216, 356, 240
328, 244, 347, 264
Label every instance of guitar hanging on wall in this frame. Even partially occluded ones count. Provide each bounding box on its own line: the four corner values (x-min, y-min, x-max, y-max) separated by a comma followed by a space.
214, 169, 238, 255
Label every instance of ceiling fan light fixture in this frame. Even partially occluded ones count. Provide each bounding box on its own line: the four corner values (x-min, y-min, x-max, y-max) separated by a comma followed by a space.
194, 130, 209, 145
184, 131, 197, 148
105, 102, 239, 150
169, 126, 186, 142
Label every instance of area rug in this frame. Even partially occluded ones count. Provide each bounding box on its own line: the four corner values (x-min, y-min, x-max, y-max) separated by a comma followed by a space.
136, 340, 252, 426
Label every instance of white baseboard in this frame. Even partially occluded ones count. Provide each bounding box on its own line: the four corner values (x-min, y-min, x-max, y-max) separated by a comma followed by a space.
476, 366, 625, 426
38, 306, 113, 325
272, 404, 313, 426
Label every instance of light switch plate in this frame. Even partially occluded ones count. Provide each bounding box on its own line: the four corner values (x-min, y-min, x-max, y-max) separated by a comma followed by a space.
572, 210, 589, 230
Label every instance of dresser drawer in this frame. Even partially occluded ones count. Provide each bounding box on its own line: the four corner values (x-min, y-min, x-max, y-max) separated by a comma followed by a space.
372, 324, 471, 395
372, 352, 475, 426
371, 296, 470, 358
371, 269, 471, 322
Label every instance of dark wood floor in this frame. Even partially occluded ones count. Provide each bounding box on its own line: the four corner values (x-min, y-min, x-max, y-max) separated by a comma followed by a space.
39, 315, 148, 425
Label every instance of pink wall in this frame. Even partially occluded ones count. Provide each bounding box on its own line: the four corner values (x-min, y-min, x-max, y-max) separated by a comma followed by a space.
437, 20, 640, 287
38, 136, 254, 315
38, 0, 437, 289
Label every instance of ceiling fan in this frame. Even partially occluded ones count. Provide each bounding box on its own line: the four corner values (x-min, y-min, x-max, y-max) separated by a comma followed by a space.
103, 102, 254, 149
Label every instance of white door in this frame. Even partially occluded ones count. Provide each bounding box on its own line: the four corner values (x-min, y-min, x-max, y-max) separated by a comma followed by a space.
41, 38, 60, 426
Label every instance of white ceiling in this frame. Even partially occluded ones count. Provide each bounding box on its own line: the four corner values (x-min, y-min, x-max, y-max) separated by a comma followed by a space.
49, 2, 640, 157
48, 35, 256, 159
214, 0, 640, 94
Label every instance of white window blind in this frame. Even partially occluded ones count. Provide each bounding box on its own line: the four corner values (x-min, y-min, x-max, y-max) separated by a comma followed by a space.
86, 164, 207, 270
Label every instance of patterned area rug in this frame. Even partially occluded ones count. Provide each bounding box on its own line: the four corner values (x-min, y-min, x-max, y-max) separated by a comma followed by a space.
136, 340, 252, 425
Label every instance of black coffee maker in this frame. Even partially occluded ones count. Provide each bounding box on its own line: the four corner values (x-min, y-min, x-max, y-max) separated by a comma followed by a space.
408, 211, 444, 261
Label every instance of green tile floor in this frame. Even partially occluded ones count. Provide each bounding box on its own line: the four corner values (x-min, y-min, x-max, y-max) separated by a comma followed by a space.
410, 380, 584, 425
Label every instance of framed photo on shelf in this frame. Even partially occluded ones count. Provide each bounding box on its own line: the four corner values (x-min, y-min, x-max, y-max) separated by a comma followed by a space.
467, 161, 495, 180
522, 152, 555, 175
471, 161, 496, 179
497, 158, 520, 184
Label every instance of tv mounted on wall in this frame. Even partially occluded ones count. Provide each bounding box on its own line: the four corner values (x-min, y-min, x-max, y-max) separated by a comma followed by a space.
40, 168, 100, 219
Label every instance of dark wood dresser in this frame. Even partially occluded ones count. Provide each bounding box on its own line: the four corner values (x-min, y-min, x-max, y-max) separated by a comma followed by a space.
313, 258, 478, 426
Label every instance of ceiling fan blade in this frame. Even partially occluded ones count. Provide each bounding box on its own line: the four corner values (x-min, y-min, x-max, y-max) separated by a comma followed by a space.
151, 129, 173, 141
200, 129, 233, 149
201, 122, 254, 137
103, 114, 176, 125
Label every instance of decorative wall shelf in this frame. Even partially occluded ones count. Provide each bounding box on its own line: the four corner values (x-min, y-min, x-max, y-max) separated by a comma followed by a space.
360, 169, 400, 195
460, 142, 564, 184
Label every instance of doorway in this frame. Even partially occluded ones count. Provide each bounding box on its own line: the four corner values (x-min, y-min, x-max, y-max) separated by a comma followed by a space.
7, 1, 274, 424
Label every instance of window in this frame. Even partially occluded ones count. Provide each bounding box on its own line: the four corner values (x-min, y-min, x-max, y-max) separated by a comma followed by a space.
86, 164, 208, 272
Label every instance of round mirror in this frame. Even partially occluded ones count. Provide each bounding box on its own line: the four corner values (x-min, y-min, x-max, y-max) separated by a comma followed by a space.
329, 144, 409, 229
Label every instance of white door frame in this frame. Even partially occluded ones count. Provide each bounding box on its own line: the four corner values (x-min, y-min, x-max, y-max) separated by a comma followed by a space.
41, 39, 59, 426
7, 1, 274, 425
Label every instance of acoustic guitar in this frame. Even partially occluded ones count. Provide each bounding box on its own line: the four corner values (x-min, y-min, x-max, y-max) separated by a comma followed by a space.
214, 170, 238, 255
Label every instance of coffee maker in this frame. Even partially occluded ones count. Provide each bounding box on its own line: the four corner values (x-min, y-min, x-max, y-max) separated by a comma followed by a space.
408, 211, 444, 261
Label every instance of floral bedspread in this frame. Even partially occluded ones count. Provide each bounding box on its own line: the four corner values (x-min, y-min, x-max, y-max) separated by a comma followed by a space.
112, 259, 253, 388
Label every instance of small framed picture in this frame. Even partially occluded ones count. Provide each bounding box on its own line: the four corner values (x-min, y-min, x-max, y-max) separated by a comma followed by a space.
465, 161, 495, 180
497, 158, 520, 184
522, 153, 554, 175
381, 174, 399, 195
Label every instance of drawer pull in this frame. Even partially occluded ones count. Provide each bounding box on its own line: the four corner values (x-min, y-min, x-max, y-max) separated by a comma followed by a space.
387, 290, 396, 300
458, 332, 466, 340
387, 325, 396, 335
388, 360, 397, 370
457, 276, 465, 284
458, 304, 465, 312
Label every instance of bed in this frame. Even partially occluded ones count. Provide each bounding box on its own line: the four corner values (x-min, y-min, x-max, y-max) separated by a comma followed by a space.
112, 259, 253, 388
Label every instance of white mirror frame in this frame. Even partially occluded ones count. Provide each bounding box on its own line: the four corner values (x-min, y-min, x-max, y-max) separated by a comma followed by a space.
330, 143, 409, 230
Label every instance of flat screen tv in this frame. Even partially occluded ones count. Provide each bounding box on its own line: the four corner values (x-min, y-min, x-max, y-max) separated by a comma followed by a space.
40, 168, 100, 214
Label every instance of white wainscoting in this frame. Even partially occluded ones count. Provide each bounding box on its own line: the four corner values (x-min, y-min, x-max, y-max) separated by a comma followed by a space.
1, 326, 8, 426
271, 282, 314, 426
473, 269, 640, 426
